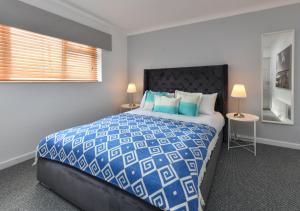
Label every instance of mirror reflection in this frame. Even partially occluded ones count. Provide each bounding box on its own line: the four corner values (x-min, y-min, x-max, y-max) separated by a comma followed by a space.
261, 30, 294, 124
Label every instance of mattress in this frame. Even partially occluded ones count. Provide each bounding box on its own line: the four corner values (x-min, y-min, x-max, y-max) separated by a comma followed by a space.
36, 111, 224, 211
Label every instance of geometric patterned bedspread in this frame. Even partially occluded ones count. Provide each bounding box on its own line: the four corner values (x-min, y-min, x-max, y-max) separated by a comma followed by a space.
37, 113, 216, 211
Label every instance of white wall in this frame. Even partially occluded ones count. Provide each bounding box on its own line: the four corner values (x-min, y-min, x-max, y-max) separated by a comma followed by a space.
0, 1, 128, 169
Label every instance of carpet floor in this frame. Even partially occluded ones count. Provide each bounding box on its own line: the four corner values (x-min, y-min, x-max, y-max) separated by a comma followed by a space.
1, 143, 300, 211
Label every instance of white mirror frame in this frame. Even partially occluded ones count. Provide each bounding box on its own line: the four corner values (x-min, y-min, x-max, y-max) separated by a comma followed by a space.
261, 29, 295, 125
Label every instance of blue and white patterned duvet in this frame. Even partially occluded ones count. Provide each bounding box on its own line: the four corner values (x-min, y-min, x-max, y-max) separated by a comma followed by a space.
37, 113, 216, 211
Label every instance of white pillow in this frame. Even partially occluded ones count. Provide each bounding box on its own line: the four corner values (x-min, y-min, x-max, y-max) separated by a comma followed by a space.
199, 93, 218, 115
140, 92, 147, 108
175, 91, 218, 115
153, 96, 180, 114
175, 90, 202, 114
175, 90, 202, 100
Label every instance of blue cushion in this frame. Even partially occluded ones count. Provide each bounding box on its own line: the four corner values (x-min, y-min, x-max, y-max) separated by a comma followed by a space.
178, 101, 198, 116
175, 92, 201, 116
145, 91, 166, 102
153, 105, 178, 114
143, 91, 169, 110
153, 96, 179, 114
175, 90, 202, 116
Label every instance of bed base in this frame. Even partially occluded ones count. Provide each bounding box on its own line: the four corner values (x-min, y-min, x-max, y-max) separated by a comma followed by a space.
37, 132, 223, 211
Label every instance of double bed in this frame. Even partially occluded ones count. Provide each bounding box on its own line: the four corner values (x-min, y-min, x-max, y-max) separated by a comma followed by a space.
36, 65, 228, 211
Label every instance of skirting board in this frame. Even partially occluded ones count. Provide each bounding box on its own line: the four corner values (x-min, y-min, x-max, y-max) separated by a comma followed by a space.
0, 151, 35, 171
238, 135, 300, 150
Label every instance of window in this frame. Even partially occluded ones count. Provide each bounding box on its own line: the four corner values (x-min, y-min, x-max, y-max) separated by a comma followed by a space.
0, 24, 102, 82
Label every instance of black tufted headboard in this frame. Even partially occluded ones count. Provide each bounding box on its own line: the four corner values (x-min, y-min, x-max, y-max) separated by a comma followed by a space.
143, 65, 228, 117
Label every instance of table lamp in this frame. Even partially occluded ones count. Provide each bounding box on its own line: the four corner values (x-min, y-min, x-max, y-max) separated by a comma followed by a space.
231, 84, 247, 118
127, 83, 137, 106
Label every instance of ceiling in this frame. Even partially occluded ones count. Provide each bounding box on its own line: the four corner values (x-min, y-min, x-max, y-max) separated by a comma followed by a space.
22, 0, 300, 35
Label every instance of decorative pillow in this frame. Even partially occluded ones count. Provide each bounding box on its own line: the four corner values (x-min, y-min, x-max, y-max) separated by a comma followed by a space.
142, 90, 174, 110
142, 91, 165, 110
153, 96, 180, 114
177, 95, 200, 116
175, 90, 202, 115
199, 93, 218, 115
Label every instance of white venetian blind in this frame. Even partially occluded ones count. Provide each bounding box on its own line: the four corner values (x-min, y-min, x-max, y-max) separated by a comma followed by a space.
0, 23, 102, 81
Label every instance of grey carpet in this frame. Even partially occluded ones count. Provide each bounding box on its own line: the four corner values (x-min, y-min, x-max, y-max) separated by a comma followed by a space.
1, 143, 300, 211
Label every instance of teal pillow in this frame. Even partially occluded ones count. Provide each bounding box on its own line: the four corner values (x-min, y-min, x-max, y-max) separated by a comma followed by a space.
143, 91, 169, 110
177, 94, 200, 116
153, 106, 177, 114
153, 96, 179, 114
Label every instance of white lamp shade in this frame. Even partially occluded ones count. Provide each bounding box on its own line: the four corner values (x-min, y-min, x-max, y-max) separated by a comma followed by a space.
127, 83, 137, 93
231, 84, 247, 98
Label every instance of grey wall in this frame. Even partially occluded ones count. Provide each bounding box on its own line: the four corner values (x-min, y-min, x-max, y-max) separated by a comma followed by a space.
0, 5, 127, 166
128, 4, 300, 144
0, 0, 112, 50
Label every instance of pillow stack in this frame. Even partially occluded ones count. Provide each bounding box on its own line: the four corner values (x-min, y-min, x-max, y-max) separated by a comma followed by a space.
140, 90, 218, 116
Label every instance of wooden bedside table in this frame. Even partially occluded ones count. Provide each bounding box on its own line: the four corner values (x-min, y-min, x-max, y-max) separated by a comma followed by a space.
226, 113, 259, 156
121, 104, 140, 111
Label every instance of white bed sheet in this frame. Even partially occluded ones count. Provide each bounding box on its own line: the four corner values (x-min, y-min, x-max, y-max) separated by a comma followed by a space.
127, 108, 225, 133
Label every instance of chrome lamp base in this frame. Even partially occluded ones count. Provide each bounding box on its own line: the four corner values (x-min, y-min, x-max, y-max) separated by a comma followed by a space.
128, 93, 135, 107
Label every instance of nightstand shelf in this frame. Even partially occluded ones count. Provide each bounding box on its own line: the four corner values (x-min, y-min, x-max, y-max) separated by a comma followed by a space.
226, 113, 259, 156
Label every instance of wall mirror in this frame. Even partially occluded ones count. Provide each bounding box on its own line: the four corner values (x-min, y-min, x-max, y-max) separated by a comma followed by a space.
261, 30, 295, 125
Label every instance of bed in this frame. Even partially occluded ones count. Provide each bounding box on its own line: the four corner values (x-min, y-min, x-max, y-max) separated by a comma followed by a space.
36, 65, 228, 211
